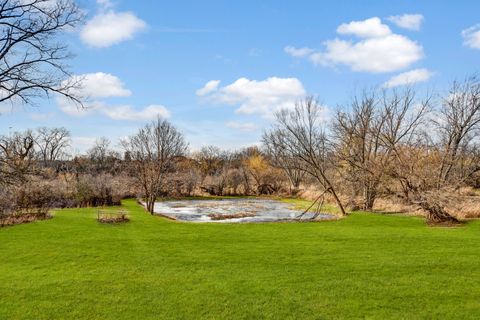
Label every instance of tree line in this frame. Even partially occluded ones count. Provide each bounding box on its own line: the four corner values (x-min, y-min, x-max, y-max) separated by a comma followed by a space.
1, 75, 479, 224
264, 76, 480, 223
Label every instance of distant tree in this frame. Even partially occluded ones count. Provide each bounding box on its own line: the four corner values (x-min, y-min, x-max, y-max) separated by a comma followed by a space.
193, 145, 226, 181
34, 127, 70, 164
87, 137, 121, 173
436, 75, 480, 184
0, 0, 83, 107
0, 130, 35, 186
88, 137, 111, 162
263, 130, 306, 194
243, 150, 284, 194
121, 118, 188, 214
244, 152, 268, 188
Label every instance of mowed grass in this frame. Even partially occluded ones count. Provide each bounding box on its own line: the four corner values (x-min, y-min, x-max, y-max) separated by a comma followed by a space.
0, 199, 479, 319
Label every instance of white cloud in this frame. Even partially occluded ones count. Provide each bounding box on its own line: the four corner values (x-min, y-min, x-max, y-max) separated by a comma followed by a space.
387, 14, 424, 31
337, 17, 391, 38
225, 121, 257, 132
81, 11, 146, 48
197, 77, 306, 117
58, 99, 171, 121
462, 25, 480, 49
284, 46, 314, 58
102, 104, 171, 121
196, 80, 221, 96
56, 72, 131, 115
56, 99, 103, 117
311, 34, 423, 73
286, 17, 424, 73
57, 73, 170, 121
68, 72, 132, 99
383, 68, 434, 88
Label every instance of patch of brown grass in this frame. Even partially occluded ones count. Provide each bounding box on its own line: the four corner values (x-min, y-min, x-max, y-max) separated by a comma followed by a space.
0, 213, 52, 227
372, 197, 422, 215
373, 188, 480, 220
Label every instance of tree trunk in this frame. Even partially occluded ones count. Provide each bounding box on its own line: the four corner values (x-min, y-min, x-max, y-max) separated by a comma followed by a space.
145, 195, 155, 215
329, 188, 347, 216
418, 199, 459, 224
364, 188, 376, 211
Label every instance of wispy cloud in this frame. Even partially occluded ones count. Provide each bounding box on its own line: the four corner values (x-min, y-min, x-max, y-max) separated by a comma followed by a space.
225, 121, 257, 132
387, 14, 424, 31
462, 24, 480, 49
57, 73, 171, 121
383, 68, 434, 88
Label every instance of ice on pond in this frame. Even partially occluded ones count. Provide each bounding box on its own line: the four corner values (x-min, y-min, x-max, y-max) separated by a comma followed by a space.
152, 198, 333, 223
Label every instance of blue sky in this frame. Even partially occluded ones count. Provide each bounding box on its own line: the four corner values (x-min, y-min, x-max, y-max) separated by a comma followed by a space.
1, 0, 480, 153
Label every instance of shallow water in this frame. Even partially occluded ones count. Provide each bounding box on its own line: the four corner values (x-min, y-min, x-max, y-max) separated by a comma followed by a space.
152, 198, 333, 223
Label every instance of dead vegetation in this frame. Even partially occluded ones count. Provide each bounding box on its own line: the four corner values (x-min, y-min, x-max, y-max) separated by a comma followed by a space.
97, 210, 129, 224
0, 213, 52, 227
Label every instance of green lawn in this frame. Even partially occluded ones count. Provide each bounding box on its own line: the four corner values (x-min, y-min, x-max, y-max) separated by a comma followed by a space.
0, 199, 479, 319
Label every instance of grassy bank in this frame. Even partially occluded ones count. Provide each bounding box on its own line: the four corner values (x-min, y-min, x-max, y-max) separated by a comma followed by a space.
0, 199, 479, 319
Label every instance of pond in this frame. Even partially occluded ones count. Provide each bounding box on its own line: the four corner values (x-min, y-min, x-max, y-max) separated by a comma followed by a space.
152, 198, 333, 223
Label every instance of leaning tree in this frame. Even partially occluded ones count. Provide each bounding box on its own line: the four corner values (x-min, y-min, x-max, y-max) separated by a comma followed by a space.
263, 96, 347, 216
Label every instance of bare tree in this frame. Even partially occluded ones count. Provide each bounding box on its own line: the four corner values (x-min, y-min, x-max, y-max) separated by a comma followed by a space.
87, 137, 121, 173
333, 90, 387, 210
264, 96, 347, 216
88, 137, 111, 161
121, 118, 188, 214
0, 0, 83, 107
263, 130, 305, 194
193, 145, 226, 182
0, 130, 35, 185
436, 75, 480, 184
231, 148, 253, 194
377, 88, 462, 223
34, 126, 70, 164
393, 75, 480, 224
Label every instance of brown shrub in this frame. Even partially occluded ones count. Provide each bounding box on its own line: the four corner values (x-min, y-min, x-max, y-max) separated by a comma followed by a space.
0, 213, 52, 227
